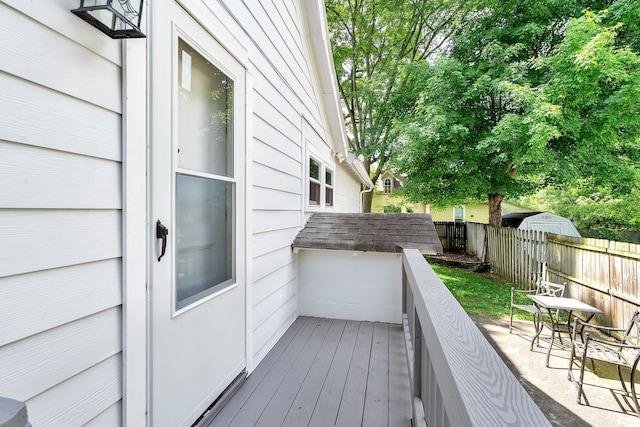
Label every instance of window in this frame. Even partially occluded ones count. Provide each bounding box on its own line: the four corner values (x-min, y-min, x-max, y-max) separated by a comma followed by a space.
308, 157, 334, 208
454, 206, 464, 222
325, 169, 333, 206
383, 178, 392, 194
175, 38, 235, 310
309, 158, 321, 205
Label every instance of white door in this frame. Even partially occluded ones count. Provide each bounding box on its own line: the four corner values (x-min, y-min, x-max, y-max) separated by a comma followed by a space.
149, 2, 246, 425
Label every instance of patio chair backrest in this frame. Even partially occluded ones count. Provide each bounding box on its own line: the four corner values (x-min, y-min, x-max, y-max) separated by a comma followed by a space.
538, 279, 566, 298
622, 310, 640, 347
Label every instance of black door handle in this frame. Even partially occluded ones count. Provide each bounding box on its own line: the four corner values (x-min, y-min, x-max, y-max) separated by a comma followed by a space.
156, 220, 169, 261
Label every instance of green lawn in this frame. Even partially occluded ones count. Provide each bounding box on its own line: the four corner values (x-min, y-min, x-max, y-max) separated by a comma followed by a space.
431, 264, 531, 319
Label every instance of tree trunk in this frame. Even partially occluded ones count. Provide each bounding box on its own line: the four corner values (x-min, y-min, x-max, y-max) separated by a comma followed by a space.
488, 193, 504, 227
362, 189, 373, 213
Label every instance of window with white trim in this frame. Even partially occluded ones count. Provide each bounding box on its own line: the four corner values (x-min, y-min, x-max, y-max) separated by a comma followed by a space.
454, 206, 465, 222
325, 168, 333, 206
309, 158, 321, 205
308, 157, 334, 208
383, 178, 392, 194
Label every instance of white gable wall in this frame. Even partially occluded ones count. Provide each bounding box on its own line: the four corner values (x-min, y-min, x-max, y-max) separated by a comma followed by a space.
0, 1, 124, 425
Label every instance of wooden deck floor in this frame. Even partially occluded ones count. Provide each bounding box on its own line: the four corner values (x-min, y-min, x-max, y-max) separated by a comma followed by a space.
208, 317, 412, 427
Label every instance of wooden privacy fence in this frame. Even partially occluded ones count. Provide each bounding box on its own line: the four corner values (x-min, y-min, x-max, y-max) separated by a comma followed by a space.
433, 221, 467, 252
463, 222, 640, 331
546, 235, 640, 330
486, 227, 547, 289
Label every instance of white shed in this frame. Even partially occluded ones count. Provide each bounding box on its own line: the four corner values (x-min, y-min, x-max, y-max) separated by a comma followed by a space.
502, 211, 581, 237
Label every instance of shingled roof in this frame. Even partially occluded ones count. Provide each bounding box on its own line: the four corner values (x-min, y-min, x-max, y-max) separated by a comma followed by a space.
292, 213, 443, 254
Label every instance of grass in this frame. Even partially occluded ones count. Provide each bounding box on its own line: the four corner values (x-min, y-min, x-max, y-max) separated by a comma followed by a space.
431, 264, 529, 319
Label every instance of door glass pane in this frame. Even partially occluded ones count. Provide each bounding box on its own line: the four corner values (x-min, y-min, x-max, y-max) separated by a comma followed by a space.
175, 37, 235, 311
175, 174, 232, 310
177, 38, 234, 177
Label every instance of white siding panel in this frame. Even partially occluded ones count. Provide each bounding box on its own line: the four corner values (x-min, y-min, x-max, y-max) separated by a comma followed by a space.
253, 74, 300, 127
224, 1, 313, 107
176, 0, 250, 63
84, 401, 122, 427
253, 140, 301, 178
0, 308, 121, 400
272, 0, 304, 55
0, 210, 121, 277
254, 114, 301, 160
253, 279, 296, 328
253, 162, 301, 194
253, 89, 301, 145
253, 247, 295, 282
253, 210, 301, 234
2, 0, 121, 65
252, 298, 297, 364
253, 228, 299, 258
253, 262, 296, 306
0, 142, 121, 209
0, 73, 121, 161
0, 260, 121, 346
0, 4, 121, 113
26, 354, 121, 427
256, 1, 308, 86
335, 165, 363, 213
253, 187, 301, 211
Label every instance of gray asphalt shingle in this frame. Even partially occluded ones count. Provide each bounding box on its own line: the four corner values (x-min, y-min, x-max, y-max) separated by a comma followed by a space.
292, 213, 443, 254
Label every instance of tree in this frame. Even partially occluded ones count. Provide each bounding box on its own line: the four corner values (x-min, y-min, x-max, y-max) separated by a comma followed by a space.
326, 0, 477, 211
393, 1, 639, 226
541, 9, 640, 194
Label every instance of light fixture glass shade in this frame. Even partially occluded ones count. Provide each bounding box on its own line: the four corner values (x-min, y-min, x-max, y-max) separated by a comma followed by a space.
72, 0, 145, 39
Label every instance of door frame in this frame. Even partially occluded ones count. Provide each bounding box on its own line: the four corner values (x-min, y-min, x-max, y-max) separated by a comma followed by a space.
122, 35, 149, 427
121, 2, 256, 424
145, 1, 253, 425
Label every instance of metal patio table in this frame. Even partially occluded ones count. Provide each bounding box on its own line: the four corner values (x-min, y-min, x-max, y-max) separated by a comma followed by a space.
528, 295, 603, 367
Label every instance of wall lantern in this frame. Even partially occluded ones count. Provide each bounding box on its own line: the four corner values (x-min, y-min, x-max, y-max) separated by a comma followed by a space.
71, 0, 145, 39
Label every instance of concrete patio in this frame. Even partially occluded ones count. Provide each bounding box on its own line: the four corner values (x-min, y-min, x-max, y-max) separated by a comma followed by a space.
475, 316, 639, 427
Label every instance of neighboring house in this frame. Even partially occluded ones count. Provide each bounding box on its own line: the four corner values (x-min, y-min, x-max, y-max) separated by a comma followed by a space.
0, 1, 373, 426
371, 171, 530, 222
430, 202, 535, 223
371, 170, 427, 213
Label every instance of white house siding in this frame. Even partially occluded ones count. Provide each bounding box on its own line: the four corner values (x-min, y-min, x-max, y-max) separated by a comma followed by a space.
0, 1, 123, 425
210, 0, 360, 369
334, 164, 363, 213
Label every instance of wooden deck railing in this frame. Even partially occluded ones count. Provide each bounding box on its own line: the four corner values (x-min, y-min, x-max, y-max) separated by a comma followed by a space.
401, 249, 550, 427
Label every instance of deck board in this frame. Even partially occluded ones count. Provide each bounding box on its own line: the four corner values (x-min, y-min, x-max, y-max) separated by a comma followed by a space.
281, 319, 347, 427
335, 321, 373, 426
363, 322, 390, 427
208, 317, 411, 427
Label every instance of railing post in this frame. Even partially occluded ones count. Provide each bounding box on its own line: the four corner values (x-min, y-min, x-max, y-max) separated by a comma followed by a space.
412, 313, 422, 401
0, 398, 30, 427
402, 266, 407, 315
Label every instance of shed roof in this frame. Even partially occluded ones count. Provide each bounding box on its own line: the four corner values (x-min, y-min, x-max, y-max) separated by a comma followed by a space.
501, 211, 541, 228
292, 213, 443, 254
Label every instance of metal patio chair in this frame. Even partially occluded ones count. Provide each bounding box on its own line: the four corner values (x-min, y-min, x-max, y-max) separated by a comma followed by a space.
568, 310, 640, 416
510, 278, 566, 334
